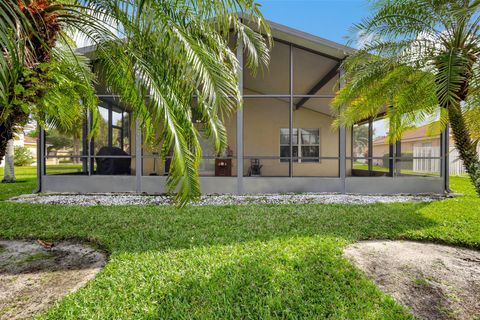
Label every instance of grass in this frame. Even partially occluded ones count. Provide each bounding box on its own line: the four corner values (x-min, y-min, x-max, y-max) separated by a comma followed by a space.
0, 165, 81, 201
353, 162, 439, 176
0, 166, 479, 319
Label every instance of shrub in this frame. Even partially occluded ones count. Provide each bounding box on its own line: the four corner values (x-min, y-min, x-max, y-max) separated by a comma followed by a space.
14, 146, 34, 166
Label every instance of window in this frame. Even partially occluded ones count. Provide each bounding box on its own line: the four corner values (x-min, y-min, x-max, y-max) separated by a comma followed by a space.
280, 128, 320, 162
94, 99, 131, 154
351, 117, 392, 176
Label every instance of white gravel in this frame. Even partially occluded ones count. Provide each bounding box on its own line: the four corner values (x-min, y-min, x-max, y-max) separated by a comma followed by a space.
9, 193, 444, 206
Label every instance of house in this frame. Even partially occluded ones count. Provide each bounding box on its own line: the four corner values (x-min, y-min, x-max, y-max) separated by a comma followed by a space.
371, 124, 479, 176
368, 124, 442, 175
0, 130, 37, 167
37, 20, 450, 195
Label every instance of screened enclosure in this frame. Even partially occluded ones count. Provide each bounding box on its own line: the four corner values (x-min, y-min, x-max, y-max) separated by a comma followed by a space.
39, 20, 449, 195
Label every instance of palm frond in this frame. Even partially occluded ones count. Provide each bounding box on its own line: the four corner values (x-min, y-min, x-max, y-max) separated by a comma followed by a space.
1, 0, 269, 205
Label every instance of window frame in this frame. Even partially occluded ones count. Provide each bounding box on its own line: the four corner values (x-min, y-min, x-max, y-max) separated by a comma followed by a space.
93, 102, 131, 155
280, 128, 320, 163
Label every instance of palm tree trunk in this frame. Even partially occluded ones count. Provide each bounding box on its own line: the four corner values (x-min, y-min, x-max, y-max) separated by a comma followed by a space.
0, 121, 15, 166
447, 101, 480, 195
2, 139, 16, 183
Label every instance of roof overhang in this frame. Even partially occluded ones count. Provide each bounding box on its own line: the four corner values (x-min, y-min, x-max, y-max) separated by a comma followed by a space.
266, 19, 353, 61
76, 18, 354, 61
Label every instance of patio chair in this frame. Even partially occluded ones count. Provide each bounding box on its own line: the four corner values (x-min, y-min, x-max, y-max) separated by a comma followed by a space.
248, 158, 262, 176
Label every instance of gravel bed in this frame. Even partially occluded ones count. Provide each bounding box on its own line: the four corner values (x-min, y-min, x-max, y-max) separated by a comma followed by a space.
10, 193, 443, 206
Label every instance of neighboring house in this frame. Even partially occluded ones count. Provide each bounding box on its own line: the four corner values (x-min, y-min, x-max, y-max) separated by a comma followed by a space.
372, 124, 479, 176
23, 135, 38, 162
371, 124, 442, 175
0, 122, 61, 168
38, 20, 451, 195
0, 132, 37, 167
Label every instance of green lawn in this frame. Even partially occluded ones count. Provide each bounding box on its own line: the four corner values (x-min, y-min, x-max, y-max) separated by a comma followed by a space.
0, 165, 82, 201
0, 167, 479, 319
352, 162, 439, 176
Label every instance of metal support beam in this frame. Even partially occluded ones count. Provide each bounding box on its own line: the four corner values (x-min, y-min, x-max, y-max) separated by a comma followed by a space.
442, 123, 450, 193
388, 107, 394, 177
87, 111, 93, 176
295, 61, 341, 110
236, 41, 244, 194
367, 119, 373, 173
36, 125, 45, 193
389, 143, 394, 177
82, 115, 88, 173
108, 107, 113, 148
339, 68, 346, 193
395, 141, 402, 176
339, 126, 346, 193
135, 118, 142, 193
289, 44, 294, 177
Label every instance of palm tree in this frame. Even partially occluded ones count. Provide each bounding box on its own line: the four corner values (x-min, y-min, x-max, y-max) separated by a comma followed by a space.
1, 0, 101, 181
333, 0, 480, 196
1, 0, 270, 204
352, 124, 370, 157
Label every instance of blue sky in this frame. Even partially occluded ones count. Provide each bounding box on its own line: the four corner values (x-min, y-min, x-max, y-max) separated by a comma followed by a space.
256, 0, 371, 46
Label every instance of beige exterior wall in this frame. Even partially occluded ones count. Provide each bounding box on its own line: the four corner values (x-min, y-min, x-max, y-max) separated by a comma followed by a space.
373, 136, 441, 157
243, 98, 339, 177
372, 142, 390, 158
136, 99, 343, 177
293, 106, 339, 177
140, 113, 238, 177
100, 32, 347, 178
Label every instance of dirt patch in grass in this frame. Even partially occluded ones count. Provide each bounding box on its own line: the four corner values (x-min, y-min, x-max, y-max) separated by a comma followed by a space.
344, 240, 480, 320
0, 240, 106, 319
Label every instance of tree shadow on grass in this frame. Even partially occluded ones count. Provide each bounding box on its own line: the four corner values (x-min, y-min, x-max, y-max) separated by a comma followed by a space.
1, 180, 29, 184
45, 236, 415, 319
151, 238, 413, 319
0, 201, 443, 253
1, 200, 462, 319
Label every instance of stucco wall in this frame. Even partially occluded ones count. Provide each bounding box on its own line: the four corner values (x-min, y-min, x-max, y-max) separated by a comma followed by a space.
140, 113, 238, 177
243, 98, 339, 177
138, 100, 343, 177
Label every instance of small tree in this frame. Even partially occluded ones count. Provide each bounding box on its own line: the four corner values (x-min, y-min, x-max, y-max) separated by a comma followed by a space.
333, 0, 480, 196
45, 129, 73, 154
14, 146, 34, 166
1, 0, 270, 205
353, 124, 371, 158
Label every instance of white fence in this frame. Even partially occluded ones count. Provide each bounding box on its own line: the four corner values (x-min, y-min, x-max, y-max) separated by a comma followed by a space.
449, 144, 480, 176
413, 146, 440, 173
413, 144, 480, 176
